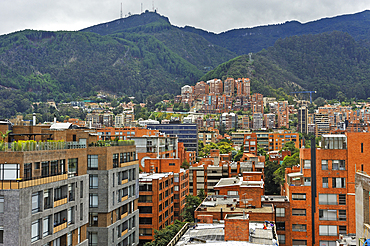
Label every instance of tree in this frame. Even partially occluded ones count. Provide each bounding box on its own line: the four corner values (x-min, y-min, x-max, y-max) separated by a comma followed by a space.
264, 160, 281, 195
273, 152, 300, 185
181, 159, 189, 169
198, 189, 205, 201
0, 130, 11, 142
182, 195, 202, 222
217, 141, 233, 154
144, 220, 186, 246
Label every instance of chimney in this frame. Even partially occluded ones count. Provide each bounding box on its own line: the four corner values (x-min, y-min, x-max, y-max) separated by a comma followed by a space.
33, 113, 36, 126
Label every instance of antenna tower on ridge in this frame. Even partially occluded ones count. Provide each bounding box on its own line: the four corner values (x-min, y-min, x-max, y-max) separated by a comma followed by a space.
152, 1, 154, 11
120, 3, 123, 18
141, 3, 143, 13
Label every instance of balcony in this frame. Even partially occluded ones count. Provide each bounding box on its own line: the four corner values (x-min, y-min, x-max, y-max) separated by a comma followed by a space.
121, 195, 128, 202
54, 198, 68, 207
53, 222, 67, 234
0, 173, 68, 190
1, 141, 86, 152
120, 212, 128, 220
89, 140, 135, 147
121, 179, 128, 185
120, 160, 139, 168
121, 229, 128, 237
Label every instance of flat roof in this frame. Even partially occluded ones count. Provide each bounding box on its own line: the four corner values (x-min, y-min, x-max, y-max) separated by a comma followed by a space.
139, 172, 173, 181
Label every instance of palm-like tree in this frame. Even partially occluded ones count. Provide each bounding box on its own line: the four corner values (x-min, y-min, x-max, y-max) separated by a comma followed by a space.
0, 130, 11, 142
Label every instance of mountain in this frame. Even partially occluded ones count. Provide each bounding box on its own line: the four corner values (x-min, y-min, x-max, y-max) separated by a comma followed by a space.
2, 10, 370, 118
200, 31, 370, 100
182, 10, 370, 55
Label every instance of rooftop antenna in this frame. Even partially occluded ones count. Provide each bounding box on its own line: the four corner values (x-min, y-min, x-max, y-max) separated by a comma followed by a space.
120, 3, 123, 19
141, 3, 143, 13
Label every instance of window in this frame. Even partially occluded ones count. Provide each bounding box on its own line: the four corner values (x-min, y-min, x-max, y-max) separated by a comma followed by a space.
319, 225, 337, 236
0, 227, 3, 243
227, 191, 238, 195
332, 160, 345, 170
169, 163, 175, 166
276, 208, 285, 217
51, 161, 58, 175
138, 206, 152, 214
67, 232, 72, 246
113, 154, 119, 168
278, 235, 285, 244
361, 143, 364, 153
339, 225, 346, 234
292, 193, 306, 200
319, 194, 337, 205
339, 210, 346, 221
42, 161, 49, 177
43, 216, 50, 237
31, 220, 40, 242
138, 195, 152, 203
292, 209, 306, 216
88, 155, 98, 170
68, 158, 78, 176
89, 194, 98, 208
80, 203, 83, 221
320, 241, 336, 246
276, 221, 285, 230
292, 239, 307, 246
339, 194, 346, 205
332, 178, 345, 188
321, 160, 328, 170
80, 181, 83, 198
32, 192, 40, 214
78, 227, 81, 243
303, 160, 311, 169
24, 163, 32, 180
319, 209, 337, 220
139, 218, 152, 224
68, 207, 74, 225
322, 177, 328, 188
35, 162, 40, 170
89, 232, 98, 246
304, 177, 311, 186
89, 213, 98, 226
89, 175, 99, 189
292, 224, 307, 232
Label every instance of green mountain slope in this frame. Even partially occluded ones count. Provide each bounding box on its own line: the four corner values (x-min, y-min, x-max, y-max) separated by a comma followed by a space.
182, 10, 370, 55
201, 31, 370, 100
0, 30, 204, 103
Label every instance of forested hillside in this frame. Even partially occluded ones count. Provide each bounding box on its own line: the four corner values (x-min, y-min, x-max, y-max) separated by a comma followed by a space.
183, 10, 370, 55
201, 31, 370, 100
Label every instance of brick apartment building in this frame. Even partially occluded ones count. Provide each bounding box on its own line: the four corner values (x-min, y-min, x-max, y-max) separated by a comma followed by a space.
282, 132, 370, 246
138, 172, 174, 245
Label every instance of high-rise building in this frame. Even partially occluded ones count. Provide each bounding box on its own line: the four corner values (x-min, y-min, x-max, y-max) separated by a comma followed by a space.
298, 107, 308, 134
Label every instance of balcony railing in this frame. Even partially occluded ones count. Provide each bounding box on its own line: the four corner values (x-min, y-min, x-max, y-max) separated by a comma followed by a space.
0, 173, 68, 190
1, 141, 86, 152
89, 140, 135, 147
53, 222, 67, 234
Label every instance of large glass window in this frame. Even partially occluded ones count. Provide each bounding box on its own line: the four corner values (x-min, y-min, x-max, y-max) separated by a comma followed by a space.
276, 222, 285, 230
332, 178, 345, 188
89, 194, 98, 208
319, 209, 337, 221
319, 225, 337, 236
68, 158, 78, 176
89, 175, 99, 189
32, 192, 40, 214
303, 160, 311, 169
276, 208, 285, 217
88, 155, 98, 170
332, 160, 345, 170
51, 161, 58, 175
31, 220, 40, 242
321, 160, 328, 170
89, 232, 98, 246
278, 235, 285, 244
43, 216, 50, 237
24, 163, 32, 180
322, 177, 329, 188
41, 161, 49, 177
319, 194, 337, 205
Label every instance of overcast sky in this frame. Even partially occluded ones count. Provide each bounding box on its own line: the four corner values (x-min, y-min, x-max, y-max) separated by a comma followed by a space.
0, 0, 370, 36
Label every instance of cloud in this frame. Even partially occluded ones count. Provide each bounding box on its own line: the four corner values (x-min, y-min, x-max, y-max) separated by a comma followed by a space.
0, 0, 369, 35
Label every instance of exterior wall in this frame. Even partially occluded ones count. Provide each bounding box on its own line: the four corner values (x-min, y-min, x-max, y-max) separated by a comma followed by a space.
224, 217, 249, 241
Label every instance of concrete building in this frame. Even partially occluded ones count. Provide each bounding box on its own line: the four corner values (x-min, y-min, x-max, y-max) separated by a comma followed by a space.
298, 107, 308, 134
355, 172, 370, 245
147, 123, 198, 154
223, 78, 235, 97
264, 113, 276, 130
252, 113, 264, 130
0, 126, 140, 246
115, 110, 135, 128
